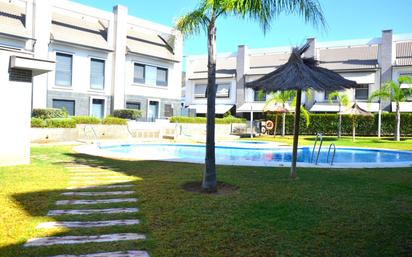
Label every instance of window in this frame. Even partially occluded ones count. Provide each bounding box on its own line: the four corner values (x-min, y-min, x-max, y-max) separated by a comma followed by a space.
156, 67, 168, 86
9, 68, 32, 82
52, 99, 75, 116
133, 63, 168, 87
355, 84, 369, 100
164, 104, 173, 117
254, 89, 266, 101
55, 53, 72, 86
91, 99, 105, 118
194, 84, 207, 98
216, 84, 230, 98
90, 58, 105, 90
134, 64, 145, 83
126, 102, 141, 110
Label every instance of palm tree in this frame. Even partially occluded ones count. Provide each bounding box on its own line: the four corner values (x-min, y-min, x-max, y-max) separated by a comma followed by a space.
175, 0, 325, 192
370, 75, 412, 141
327, 91, 349, 138
265, 90, 295, 136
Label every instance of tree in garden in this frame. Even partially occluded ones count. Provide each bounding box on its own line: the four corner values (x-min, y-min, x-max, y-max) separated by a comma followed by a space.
369, 76, 412, 141
175, 0, 326, 191
265, 90, 295, 136
327, 91, 349, 138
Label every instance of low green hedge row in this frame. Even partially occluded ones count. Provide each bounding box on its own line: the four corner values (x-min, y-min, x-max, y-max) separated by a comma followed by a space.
266, 113, 412, 136
31, 116, 128, 128
113, 109, 142, 120
170, 115, 246, 124
32, 108, 68, 119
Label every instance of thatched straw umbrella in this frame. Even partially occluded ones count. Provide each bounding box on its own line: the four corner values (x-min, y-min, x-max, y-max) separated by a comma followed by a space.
246, 43, 357, 178
263, 103, 289, 137
338, 102, 372, 142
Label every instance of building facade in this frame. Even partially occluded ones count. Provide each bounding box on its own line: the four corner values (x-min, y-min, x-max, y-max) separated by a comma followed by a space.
0, 0, 183, 121
185, 30, 412, 117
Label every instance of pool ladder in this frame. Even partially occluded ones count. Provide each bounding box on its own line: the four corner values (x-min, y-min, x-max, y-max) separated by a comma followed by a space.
310, 133, 336, 166
84, 125, 100, 147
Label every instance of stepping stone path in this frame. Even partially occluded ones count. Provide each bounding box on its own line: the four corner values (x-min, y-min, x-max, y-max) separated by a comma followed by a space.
23, 163, 150, 256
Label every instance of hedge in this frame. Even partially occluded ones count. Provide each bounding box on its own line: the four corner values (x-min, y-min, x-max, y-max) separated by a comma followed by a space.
31, 118, 76, 128
102, 116, 128, 125
266, 113, 412, 136
72, 116, 101, 124
32, 108, 68, 119
170, 115, 246, 124
113, 109, 141, 120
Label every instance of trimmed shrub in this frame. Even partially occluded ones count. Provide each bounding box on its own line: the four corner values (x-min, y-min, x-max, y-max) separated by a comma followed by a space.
170, 116, 246, 124
72, 116, 101, 124
267, 113, 412, 136
32, 108, 68, 119
102, 116, 128, 125
113, 109, 142, 120
46, 118, 76, 128
31, 118, 47, 128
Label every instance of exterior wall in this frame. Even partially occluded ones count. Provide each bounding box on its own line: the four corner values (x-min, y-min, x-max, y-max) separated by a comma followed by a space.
125, 95, 181, 120
0, 48, 32, 166
185, 78, 236, 106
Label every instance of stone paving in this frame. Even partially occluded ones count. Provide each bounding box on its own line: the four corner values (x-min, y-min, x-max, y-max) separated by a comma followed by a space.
23, 163, 150, 257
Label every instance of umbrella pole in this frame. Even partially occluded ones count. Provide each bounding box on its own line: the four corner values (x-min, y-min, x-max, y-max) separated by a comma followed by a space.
290, 89, 302, 179
352, 116, 356, 142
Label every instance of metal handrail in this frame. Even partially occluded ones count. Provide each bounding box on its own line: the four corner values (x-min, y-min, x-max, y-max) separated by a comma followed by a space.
84, 125, 100, 147
310, 133, 323, 164
327, 143, 336, 166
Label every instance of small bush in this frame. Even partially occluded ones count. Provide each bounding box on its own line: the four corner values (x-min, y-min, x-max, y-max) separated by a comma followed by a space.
32, 108, 68, 119
31, 118, 47, 128
46, 118, 76, 128
170, 116, 246, 124
102, 116, 128, 125
72, 116, 101, 124
113, 109, 141, 120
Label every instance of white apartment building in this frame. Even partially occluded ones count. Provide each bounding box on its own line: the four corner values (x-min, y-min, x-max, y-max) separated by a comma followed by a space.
0, 0, 183, 121
185, 30, 412, 118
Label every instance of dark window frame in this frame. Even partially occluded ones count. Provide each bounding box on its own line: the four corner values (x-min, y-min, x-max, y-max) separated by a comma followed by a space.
355, 84, 369, 100
90, 58, 105, 90
133, 63, 146, 84
156, 67, 168, 87
194, 84, 207, 98
254, 89, 266, 102
216, 83, 230, 98
126, 101, 141, 110
52, 99, 75, 116
55, 52, 73, 87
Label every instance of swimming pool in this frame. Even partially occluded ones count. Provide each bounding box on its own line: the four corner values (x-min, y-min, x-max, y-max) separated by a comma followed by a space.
76, 142, 412, 168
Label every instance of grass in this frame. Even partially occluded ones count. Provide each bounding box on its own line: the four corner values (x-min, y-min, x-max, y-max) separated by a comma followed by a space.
0, 146, 411, 256
245, 135, 412, 150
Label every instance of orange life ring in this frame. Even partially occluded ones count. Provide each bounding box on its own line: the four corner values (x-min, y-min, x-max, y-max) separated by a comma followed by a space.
266, 120, 274, 130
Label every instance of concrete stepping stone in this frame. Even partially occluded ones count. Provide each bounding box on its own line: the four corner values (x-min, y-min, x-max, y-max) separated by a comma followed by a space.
48, 208, 139, 216
36, 219, 139, 229
24, 233, 146, 247
69, 179, 133, 184
47, 250, 150, 257
61, 191, 135, 196
55, 198, 137, 206
66, 184, 134, 190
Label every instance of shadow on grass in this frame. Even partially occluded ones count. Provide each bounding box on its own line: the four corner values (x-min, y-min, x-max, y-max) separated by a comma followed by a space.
0, 155, 161, 257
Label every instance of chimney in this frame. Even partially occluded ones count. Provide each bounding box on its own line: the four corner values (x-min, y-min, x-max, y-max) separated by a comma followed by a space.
305, 37, 316, 108
379, 29, 394, 85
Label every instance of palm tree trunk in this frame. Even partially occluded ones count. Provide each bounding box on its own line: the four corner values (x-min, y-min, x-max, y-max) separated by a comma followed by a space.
203, 20, 217, 192
282, 112, 286, 137
352, 116, 356, 142
395, 102, 401, 141
290, 89, 302, 179
338, 103, 342, 138
274, 114, 278, 137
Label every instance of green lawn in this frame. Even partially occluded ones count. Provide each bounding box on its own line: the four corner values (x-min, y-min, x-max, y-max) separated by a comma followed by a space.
0, 146, 411, 257
245, 135, 412, 150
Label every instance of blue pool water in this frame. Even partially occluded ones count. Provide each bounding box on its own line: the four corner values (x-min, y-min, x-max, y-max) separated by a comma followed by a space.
99, 143, 412, 167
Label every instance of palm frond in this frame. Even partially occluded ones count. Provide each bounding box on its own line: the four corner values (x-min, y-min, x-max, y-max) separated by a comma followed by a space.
174, 3, 210, 37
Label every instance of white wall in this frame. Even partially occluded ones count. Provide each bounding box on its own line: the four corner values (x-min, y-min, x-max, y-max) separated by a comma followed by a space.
0, 49, 32, 166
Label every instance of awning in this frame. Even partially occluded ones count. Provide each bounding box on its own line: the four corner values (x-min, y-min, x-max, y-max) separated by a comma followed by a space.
188, 104, 233, 114
10, 56, 55, 76
340, 72, 376, 84
392, 102, 412, 112
310, 102, 379, 112
237, 102, 293, 113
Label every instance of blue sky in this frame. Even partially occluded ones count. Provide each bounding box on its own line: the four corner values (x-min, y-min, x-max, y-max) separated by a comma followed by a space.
74, 0, 412, 56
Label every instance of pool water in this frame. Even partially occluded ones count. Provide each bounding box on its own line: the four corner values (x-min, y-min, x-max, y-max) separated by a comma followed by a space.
99, 143, 412, 167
